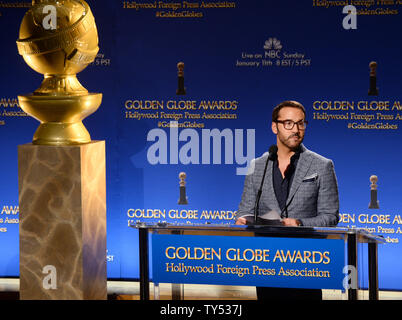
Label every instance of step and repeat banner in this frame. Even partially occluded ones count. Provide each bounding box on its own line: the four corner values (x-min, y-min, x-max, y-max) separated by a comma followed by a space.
1, 1, 402, 290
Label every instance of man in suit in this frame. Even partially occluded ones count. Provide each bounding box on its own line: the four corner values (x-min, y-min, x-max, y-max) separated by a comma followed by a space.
235, 100, 339, 299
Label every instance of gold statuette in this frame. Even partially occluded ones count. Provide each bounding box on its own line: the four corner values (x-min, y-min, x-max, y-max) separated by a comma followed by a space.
368, 61, 379, 96
16, 0, 101, 145
176, 62, 186, 95
369, 175, 379, 209
178, 172, 188, 205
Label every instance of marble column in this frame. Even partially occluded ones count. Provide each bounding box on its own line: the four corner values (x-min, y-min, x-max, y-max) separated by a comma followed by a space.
18, 141, 106, 300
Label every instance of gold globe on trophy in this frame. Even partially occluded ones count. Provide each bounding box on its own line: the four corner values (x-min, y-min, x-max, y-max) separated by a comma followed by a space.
16, 0, 101, 145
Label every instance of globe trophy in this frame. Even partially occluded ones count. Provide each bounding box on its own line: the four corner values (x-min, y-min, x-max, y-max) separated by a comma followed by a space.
368, 61, 379, 96
369, 175, 380, 209
178, 172, 188, 205
17, 0, 106, 300
16, 0, 101, 145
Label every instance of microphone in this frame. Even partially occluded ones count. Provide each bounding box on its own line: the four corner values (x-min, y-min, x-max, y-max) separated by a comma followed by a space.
253, 145, 278, 223
268, 145, 278, 161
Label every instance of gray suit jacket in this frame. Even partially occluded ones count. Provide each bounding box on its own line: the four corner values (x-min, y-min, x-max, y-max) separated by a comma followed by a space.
236, 144, 339, 227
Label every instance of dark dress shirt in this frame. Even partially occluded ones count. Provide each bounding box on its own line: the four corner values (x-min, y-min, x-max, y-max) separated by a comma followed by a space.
272, 150, 300, 217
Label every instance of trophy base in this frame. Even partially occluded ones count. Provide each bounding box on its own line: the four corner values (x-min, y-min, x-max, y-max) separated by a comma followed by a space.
178, 199, 188, 205
18, 141, 107, 299
18, 93, 102, 145
178, 185, 188, 205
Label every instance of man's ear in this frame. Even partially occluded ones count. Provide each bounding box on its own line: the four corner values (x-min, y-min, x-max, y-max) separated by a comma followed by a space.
271, 122, 278, 135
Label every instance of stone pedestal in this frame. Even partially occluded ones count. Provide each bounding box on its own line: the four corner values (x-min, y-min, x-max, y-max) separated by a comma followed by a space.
18, 141, 107, 300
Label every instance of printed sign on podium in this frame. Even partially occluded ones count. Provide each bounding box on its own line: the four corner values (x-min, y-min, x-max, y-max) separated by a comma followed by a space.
152, 234, 345, 289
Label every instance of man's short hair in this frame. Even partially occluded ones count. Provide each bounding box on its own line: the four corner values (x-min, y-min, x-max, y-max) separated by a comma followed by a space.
272, 100, 306, 122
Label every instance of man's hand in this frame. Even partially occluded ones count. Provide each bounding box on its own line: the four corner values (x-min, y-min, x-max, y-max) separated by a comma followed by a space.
235, 217, 247, 225
281, 218, 302, 226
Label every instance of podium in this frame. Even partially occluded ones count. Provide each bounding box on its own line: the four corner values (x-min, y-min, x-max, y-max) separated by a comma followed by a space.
132, 223, 384, 300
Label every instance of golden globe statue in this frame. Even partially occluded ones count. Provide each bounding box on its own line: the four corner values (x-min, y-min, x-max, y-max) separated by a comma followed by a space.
16, 0, 101, 145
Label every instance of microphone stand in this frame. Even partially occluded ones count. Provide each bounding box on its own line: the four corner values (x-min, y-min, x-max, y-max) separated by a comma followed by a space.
253, 146, 277, 224
253, 159, 268, 224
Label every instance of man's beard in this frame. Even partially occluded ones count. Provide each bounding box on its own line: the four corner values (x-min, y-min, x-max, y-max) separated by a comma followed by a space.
279, 132, 304, 151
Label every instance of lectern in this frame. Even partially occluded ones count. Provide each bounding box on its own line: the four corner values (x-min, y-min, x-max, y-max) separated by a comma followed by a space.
132, 223, 384, 301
